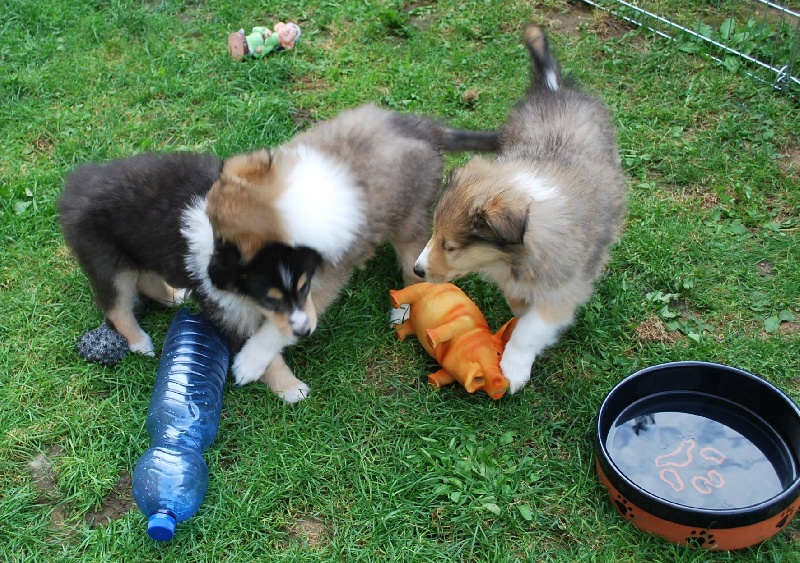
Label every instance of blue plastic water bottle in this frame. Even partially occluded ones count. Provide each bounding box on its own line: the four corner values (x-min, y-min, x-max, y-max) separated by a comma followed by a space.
132, 308, 230, 541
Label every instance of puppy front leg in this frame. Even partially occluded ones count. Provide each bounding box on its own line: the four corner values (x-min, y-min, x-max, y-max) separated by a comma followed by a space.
260, 354, 310, 404
500, 302, 575, 394
233, 321, 296, 386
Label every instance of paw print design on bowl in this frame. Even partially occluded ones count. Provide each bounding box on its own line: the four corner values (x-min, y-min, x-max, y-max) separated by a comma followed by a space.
686, 529, 716, 548
775, 505, 797, 530
614, 494, 635, 519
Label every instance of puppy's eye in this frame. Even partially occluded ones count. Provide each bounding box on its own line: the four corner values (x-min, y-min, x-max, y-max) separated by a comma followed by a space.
442, 241, 458, 252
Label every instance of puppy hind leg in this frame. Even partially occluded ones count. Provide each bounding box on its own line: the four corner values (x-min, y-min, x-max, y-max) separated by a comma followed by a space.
137, 271, 187, 306
106, 270, 155, 356
500, 301, 576, 394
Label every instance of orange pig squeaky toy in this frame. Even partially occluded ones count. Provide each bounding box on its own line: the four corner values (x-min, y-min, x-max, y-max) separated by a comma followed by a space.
389, 282, 516, 400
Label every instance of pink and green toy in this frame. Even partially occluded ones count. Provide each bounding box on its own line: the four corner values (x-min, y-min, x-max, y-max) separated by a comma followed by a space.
228, 22, 301, 61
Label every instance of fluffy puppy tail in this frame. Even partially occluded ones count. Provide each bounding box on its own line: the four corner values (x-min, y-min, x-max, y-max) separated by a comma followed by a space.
441, 128, 500, 152
523, 24, 561, 92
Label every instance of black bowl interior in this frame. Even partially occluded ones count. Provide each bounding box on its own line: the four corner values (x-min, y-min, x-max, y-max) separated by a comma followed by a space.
597, 362, 800, 526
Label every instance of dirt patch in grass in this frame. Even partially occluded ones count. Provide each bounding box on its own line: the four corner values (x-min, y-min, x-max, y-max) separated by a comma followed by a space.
29, 447, 64, 499
85, 472, 137, 529
29, 447, 136, 534
780, 145, 800, 177
541, 2, 632, 39
634, 315, 681, 344
28, 446, 74, 539
779, 322, 799, 336
290, 107, 318, 130
288, 517, 330, 548
697, 190, 721, 211
293, 74, 333, 94
757, 259, 775, 277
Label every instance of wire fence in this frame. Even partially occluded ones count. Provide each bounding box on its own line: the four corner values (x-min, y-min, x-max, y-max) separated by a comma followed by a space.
581, 0, 800, 97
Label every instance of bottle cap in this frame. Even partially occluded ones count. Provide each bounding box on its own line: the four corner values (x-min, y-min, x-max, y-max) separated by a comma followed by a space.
147, 511, 177, 541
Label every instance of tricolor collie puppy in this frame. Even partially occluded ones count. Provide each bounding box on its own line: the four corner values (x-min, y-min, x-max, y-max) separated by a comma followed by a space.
58, 152, 323, 402
203, 103, 499, 400
414, 26, 627, 395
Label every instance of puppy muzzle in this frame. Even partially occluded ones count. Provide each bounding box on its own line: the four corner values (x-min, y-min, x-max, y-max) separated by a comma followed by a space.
290, 310, 314, 338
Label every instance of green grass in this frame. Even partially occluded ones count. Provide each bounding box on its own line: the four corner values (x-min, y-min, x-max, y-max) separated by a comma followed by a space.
2, 0, 799, 561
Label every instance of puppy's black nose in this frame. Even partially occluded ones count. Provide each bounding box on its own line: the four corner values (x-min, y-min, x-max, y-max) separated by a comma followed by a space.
413, 264, 425, 278
294, 325, 312, 338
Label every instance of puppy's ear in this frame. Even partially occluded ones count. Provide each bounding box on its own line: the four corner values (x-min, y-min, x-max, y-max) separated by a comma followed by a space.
472, 195, 528, 246
221, 149, 273, 185
207, 240, 243, 290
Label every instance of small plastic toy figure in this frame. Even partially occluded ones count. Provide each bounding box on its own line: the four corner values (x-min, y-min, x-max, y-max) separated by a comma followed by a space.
228, 22, 301, 61
390, 282, 516, 400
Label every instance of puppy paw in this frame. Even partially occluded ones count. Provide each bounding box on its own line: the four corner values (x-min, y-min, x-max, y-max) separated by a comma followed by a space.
278, 382, 311, 404
170, 288, 188, 306
500, 353, 533, 395
128, 332, 155, 357
232, 349, 268, 386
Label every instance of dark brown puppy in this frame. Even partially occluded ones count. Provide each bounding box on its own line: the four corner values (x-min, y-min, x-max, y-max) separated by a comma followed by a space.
59, 153, 322, 402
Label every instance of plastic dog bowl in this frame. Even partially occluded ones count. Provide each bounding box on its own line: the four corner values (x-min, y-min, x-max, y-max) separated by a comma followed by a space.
595, 361, 800, 550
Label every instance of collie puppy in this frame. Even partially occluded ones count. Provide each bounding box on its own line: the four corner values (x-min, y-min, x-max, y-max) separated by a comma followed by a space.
202, 103, 499, 399
413, 26, 627, 395
58, 152, 323, 402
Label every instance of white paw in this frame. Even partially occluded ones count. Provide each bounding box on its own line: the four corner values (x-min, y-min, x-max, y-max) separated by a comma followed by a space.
232, 348, 268, 385
171, 288, 188, 306
278, 382, 311, 404
500, 352, 533, 395
129, 332, 155, 357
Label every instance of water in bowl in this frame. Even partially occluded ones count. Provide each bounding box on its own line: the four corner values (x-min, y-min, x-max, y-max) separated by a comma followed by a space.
606, 391, 797, 510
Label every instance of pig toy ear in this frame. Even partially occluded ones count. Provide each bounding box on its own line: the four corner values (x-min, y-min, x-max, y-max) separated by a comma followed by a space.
496, 318, 518, 346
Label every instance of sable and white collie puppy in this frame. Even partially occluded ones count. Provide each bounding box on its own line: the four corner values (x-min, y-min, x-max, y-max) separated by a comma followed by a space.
203, 103, 499, 400
59, 152, 324, 403
414, 26, 627, 395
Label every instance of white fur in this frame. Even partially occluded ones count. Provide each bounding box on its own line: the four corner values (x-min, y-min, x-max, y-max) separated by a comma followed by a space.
129, 330, 155, 357
172, 288, 188, 305
180, 198, 263, 336
414, 240, 433, 274
500, 308, 571, 393
545, 70, 559, 92
232, 321, 297, 386
276, 145, 365, 263
514, 171, 558, 201
279, 382, 311, 404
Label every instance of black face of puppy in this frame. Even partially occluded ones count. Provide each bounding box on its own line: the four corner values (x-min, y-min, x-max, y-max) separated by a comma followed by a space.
208, 241, 323, 337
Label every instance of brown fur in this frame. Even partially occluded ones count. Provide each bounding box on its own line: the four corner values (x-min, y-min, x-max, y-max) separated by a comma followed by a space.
206, 150, 292, 260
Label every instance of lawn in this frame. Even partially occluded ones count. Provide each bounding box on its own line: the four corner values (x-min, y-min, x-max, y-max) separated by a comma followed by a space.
1, 0, 798, 561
